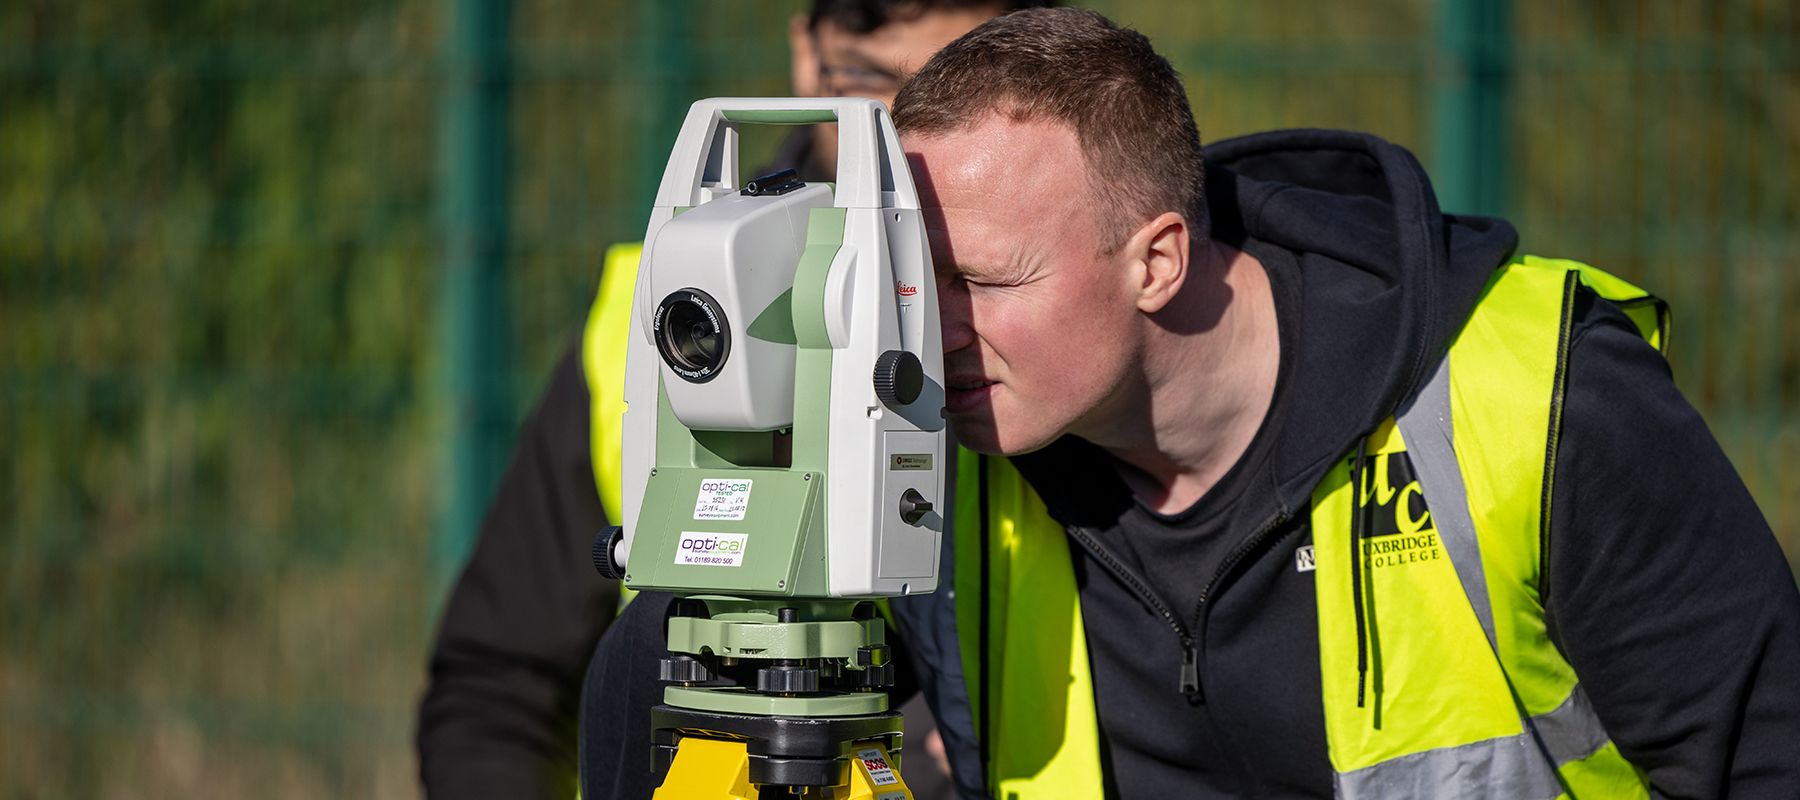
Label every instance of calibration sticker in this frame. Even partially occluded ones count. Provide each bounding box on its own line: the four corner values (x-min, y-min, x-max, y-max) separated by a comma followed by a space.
674, 532, 748, 567
693, 478, 752, 521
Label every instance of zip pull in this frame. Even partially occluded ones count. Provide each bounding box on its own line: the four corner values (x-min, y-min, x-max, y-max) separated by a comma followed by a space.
1179, 640, 1203, 703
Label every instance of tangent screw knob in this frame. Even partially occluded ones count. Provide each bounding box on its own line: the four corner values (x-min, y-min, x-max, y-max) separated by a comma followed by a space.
872, 350, 924, 406
592, 526, 624, 580
899, 489, 933, 525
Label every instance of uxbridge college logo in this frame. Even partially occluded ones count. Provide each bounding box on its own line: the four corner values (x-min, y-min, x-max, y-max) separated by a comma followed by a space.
1355, 451, 1445, 568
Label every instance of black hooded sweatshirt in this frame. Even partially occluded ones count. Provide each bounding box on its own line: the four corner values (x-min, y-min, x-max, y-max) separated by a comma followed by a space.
424, 129, 1800, 800
994, 129, 1800, 799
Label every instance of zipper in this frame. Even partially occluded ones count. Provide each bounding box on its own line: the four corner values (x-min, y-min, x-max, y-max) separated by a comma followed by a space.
1198, 508, 1292, 609
1064, 526, 1200, 699
1064, 508, 1292, 703
1538, 270, 1580, 609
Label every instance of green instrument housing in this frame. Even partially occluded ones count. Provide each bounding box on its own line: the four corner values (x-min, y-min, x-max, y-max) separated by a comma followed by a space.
623, 206, 848, 601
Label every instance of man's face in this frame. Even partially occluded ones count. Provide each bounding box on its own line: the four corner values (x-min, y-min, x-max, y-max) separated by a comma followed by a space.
789, 6, 1000, 176
906, 115, 1147, 455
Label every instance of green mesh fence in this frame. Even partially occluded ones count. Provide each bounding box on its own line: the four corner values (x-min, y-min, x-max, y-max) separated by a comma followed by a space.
2, 1, 1795, 797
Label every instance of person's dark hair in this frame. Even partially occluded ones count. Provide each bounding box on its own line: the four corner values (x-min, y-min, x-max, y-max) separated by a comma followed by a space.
811, 0, 1058, 36
892, 7, 1206, 250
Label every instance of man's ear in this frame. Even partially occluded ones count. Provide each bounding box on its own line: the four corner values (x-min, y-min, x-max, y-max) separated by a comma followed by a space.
789, 14, 820, 97
1129, 212, 1191, 314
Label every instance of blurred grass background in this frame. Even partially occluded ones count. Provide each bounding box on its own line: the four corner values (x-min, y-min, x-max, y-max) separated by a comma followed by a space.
1, 0, 1795, 797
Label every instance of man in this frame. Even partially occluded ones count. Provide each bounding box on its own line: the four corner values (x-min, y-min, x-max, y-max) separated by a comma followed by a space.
416, 3, 1047, 798
580, 7, 1800, 799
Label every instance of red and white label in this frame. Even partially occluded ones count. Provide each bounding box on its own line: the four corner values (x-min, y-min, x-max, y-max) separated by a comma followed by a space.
895, 280, 919, 297
857, 748, 899, 786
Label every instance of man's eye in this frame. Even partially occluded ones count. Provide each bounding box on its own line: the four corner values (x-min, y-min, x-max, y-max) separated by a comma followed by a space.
820, 64, 902, 96
940, 272, 1005, 290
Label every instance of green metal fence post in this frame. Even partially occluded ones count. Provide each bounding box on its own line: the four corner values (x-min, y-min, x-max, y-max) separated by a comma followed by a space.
635, 0, 697, 218
1430, 0, 1512, 217
434, 0, 513, 604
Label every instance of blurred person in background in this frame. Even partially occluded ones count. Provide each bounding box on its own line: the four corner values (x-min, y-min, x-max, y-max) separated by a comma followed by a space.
579, 7, 1800, 800
415, 3, 1052, 799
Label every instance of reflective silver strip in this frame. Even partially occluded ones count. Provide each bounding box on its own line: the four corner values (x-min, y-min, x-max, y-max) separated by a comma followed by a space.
1332, 690, 1614, 799
1375, 356, 1620, 799
1394, 355, 1499, 650
1335, 730, 1566, 800
1531, 684, 1610, 766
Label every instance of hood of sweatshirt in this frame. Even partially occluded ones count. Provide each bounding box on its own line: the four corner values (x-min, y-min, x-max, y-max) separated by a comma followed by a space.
1175, 128, 1516, 514
1015, 129, 1517, 523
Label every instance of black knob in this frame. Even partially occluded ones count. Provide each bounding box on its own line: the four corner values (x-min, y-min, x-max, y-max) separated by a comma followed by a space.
873, 350, 924, 406
844, 662, 895, 689
899, 488, 933, 525
856, 644, 892, 668
756, 664, 820, 693
592, 526, 624, 579
660, 654, 715, 683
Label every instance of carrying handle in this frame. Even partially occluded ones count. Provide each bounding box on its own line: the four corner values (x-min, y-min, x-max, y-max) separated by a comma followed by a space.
654, 97, 918, 211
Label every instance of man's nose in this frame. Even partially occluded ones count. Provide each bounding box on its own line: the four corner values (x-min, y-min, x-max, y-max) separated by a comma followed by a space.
936, 279, 976, 352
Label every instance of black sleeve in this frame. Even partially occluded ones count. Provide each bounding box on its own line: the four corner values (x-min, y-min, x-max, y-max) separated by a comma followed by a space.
1546, 291, 1800, 800
580, 592, 674, 800
418, 336, 618, 799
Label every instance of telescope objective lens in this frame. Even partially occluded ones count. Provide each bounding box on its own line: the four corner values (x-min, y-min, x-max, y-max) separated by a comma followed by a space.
655, 288, 731, 383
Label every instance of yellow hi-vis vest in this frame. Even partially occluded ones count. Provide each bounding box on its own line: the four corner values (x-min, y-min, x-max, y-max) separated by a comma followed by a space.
585, 244, 1665, 799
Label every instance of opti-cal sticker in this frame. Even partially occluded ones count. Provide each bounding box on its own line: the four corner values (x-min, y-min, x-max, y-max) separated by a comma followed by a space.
693, 478, 752, 521
674, 532, 748, 567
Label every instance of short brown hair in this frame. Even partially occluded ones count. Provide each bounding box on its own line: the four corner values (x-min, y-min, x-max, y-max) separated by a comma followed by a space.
892, 8, 1206, 250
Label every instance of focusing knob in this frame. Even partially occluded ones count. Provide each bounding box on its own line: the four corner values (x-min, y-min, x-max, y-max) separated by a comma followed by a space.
873, 350, 924, 406
592, 526, 624, 580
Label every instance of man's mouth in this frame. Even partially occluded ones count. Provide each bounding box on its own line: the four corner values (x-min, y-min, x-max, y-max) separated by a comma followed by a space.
944, 378, 998, 413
